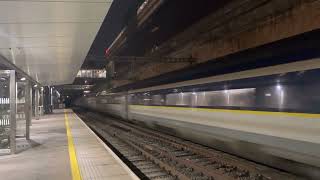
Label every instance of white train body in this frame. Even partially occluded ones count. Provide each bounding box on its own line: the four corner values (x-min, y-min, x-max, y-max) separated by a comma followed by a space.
76, 59, 320, 179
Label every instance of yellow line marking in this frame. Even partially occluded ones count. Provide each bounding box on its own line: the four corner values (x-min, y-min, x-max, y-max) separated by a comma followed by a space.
64, 110, 82, 180
130, 105, 320, 119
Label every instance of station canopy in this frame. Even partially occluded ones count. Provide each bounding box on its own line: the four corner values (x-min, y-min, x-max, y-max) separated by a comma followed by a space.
0, 0, 112, 85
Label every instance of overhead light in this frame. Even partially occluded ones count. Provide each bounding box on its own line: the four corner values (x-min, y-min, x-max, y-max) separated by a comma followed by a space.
34, 84, 38, 88
20, 77, 26, 81
84, 90, 90, 93
276, 84, 282, 90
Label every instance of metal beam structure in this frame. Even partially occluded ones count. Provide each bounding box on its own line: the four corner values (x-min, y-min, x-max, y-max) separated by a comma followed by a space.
108, 56, 196, 63
0, 55, 40, 87
57, 85, 94, 91
106, 56, 195, 81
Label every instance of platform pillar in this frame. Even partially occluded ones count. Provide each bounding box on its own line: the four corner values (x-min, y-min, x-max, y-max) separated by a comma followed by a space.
25, 81, 31, 140
9, 70, 16, 154
34, 88, 39, 120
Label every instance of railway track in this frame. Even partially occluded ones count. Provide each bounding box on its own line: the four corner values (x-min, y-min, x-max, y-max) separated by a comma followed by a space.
76, 110, 302, 180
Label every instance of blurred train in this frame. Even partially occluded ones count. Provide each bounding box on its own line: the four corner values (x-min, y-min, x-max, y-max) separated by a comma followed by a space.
75, 59, 320, 179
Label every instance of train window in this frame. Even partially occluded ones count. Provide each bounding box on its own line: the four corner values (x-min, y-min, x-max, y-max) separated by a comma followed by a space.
189, 88, 256, 107
99, 97, 108, 104
97, 95, 125, 104
128, 71, 320, 112
166, 92, 192, 106
114, 96, 125, 104
152, 95, 165, 105
130, 95, 141, 105
93, 69, 320, 113
129, 94, 152, 105
163, 88, 255, 107
141, 93, 152, 105
222, 88, 255, 107
256, 83, 320, 112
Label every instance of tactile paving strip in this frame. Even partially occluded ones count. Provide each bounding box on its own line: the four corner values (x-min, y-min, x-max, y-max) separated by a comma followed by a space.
68, 112, 136, 180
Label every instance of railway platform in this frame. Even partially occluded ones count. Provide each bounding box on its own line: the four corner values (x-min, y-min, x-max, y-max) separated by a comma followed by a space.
0, 109, 138, 180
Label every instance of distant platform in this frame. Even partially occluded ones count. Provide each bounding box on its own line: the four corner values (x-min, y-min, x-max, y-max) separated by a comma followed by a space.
0, 109, 138, 180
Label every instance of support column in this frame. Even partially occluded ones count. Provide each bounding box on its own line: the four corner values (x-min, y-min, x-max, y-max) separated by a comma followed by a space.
35, 88, 39, 120
50, 86, 53, 113
125, 92, 129, 120
30, 88, 33, 126
9, 70, 16, 154
25, 81, 31, 140
40, 87, 44, 115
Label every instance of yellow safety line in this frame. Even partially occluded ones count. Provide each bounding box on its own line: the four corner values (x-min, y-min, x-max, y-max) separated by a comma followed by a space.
64, 110, 82, 180
130, 105, 320, 119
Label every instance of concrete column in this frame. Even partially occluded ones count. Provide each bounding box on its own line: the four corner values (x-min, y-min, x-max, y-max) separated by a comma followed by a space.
9, 70, 16, 154
24, 81, 31, 140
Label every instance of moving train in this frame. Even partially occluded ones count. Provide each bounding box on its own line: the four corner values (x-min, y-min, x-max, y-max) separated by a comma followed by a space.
75, 59, 320, 179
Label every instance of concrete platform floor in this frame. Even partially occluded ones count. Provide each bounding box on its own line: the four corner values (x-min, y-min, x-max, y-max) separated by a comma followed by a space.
0, 109, 138, 180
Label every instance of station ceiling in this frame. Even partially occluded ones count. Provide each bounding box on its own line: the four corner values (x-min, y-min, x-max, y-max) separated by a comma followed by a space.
0, 0, 113, 85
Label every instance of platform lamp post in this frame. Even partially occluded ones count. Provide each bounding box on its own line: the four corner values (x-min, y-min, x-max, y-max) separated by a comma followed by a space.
9, 70, 16, 154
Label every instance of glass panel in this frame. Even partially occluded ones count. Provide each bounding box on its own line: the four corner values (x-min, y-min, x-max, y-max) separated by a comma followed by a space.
0, 71, 10, 153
